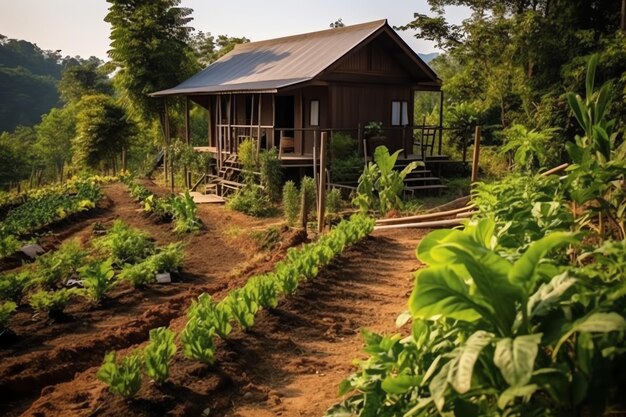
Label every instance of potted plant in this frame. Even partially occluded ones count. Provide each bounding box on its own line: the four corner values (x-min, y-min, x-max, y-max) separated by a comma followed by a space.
363, 121, 386, 156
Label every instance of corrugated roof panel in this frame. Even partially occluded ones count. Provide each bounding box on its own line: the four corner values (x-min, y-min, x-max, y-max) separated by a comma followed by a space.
152, 20, 387, 96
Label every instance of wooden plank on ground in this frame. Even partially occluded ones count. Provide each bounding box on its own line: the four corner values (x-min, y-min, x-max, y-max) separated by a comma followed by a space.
185, 191, 225, 204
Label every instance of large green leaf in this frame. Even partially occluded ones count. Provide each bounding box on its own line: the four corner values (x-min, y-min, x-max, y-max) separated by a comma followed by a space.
448, 330, 494, 394
494, 333, 542, 387
381, 373, 421, 394
527, 272, 577, 318
508, 232, 577, 293
585, 54, 598, 101
553, 312, 626, 359
497, 384, 539, 409
429, 360, 451, 412
409, 266, 484, 322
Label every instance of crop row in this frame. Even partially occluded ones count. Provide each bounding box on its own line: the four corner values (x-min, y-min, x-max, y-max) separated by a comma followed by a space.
0, 178, 106, 259
0, 220, 184, 334
123, 177, 202, 233
96, 214, 375, 397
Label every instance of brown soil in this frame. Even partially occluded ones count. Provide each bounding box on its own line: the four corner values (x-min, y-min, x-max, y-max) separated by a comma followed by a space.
2, 181, 427, 417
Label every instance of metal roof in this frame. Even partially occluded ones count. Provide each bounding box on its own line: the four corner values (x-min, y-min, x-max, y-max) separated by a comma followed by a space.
151, 19, 438, 96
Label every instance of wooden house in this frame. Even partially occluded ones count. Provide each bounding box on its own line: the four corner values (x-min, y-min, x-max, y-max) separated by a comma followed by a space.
152, 20, 446, 196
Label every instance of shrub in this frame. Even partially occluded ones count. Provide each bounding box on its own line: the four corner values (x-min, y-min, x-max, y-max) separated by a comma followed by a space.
300, 176, 317, 219
326, 188, 342, 215
282, 181, 299, 226
97, 351, 142, 398
143, 327, 177, 383
227, 185, 274, 217
259, 148, 282, 202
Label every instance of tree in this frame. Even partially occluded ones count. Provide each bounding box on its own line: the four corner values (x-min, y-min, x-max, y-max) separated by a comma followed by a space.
105, 0, 197, 120
58, 58, 113, 104
73, 95, 136, 173
330, 18, 345, 28
35, 107, 76, 181
190, 32, 249, 67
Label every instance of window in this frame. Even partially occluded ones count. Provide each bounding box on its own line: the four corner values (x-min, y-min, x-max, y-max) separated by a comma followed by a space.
391, 100, 408, 126
310, 99, 320, 126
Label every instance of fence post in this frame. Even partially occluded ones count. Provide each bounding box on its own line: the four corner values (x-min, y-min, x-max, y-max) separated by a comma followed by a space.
317, 132, 328, 233
471, 125, 482, 183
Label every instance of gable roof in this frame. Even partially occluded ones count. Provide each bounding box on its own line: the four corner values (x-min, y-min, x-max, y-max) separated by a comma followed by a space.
152, 19, 439, 96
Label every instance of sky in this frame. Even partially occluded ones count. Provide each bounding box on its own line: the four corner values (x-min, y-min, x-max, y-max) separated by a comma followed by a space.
0, 0, 469, 60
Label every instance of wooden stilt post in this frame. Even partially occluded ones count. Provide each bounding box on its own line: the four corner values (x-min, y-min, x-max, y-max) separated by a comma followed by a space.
164, 99, 170, 185
438, 90, 444, 155
317, 132, 328, 233
471, 125, 481, 183
184, 97, 191, 189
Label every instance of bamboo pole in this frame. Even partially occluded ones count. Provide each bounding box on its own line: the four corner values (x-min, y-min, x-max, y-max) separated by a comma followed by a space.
471, 125, 481, 183
317, 132, 328, 233
374, 218, 463, 231
376, 205, 475, 225
184, 97, 190, 189
541, 163, 569, 177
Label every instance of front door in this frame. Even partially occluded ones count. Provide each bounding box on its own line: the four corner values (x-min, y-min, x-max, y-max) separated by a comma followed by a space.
274, 96, 295, 149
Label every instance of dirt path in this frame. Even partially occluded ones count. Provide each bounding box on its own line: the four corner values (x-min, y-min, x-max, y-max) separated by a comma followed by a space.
17, 227, 426, 417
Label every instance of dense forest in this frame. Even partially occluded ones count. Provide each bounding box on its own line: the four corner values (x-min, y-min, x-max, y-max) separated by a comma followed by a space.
0, 0, 624, 189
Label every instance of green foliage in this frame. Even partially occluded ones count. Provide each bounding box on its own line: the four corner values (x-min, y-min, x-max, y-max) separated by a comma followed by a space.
181, 316, 216, 364
330, 133, 362, 183
352, 146, 421, 216
79, 258, 116, 304
0, 301, 17, 332
364, 121, 384, 138
97, 351, 142, 398
29, 288, 76, 317
143, 327, 177, 383
282, 181, 300, 226
237, 138, 258, 182
501, 124, 560, 172
259, 148, 282, 202
105, 0, 196, 120
118, 261, 157, 288
0, 272, 33, 304
326, 188, 342, 215
0, 234, 21, 259
95, 220, 154, 266
73, 94, 136, 172
150, 242, 184, 273
227, 185, 274, 217
171, 191, 202, 233
300, 176, 317, 219
58, 59, 113, 104
34, 240, 87, 290
224, 288, 259, 331
190, 31, 250, 67
186, 293, 232, 339
35, 106, 76, 181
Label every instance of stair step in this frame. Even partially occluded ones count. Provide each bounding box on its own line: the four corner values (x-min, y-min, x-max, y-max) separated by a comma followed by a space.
403, 177, 441, 183
404, 184, 447, 192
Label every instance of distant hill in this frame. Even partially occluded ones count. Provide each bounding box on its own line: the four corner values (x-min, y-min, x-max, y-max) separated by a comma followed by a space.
418, 52, 439, 64
0, 35, 64, 133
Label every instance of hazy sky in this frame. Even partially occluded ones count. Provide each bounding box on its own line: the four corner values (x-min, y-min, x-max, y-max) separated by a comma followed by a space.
0, 1, 469, 60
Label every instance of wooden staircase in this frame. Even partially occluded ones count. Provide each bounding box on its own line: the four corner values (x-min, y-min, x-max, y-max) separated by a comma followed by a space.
395, 158, 447, 195
205, 154, 247, 197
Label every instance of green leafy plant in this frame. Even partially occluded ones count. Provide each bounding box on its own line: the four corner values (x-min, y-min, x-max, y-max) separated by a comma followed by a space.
29, 288, 77, 318
118, 261, 156, 288
181, 317, 216, 364
186, 293, 233, 339
353, 146, 420, 216
225, 288, 259, 331
282, 181, 299, 226
326, 188, 342, 215
97, 351, 142, 398
501, 124, 559, 172
143, 327, 177, 383
259, 148, 282, 202
0, 271, 33, 304
300, 176, 317, 219
0, 234, 21, 258
79, 258, 116, 304
364, 121, 384, 138
171, 191, 202, 233
94, 220, 154, 265
0, 301, 17, 333
150, 242, 184, 273
227, 184, 274, 217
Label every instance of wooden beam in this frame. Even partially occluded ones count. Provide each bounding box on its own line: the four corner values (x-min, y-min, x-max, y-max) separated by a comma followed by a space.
317, 132, 328, 233
376, 205, 475, 225
374, 218, 463, 231
184, 97, 190, 188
